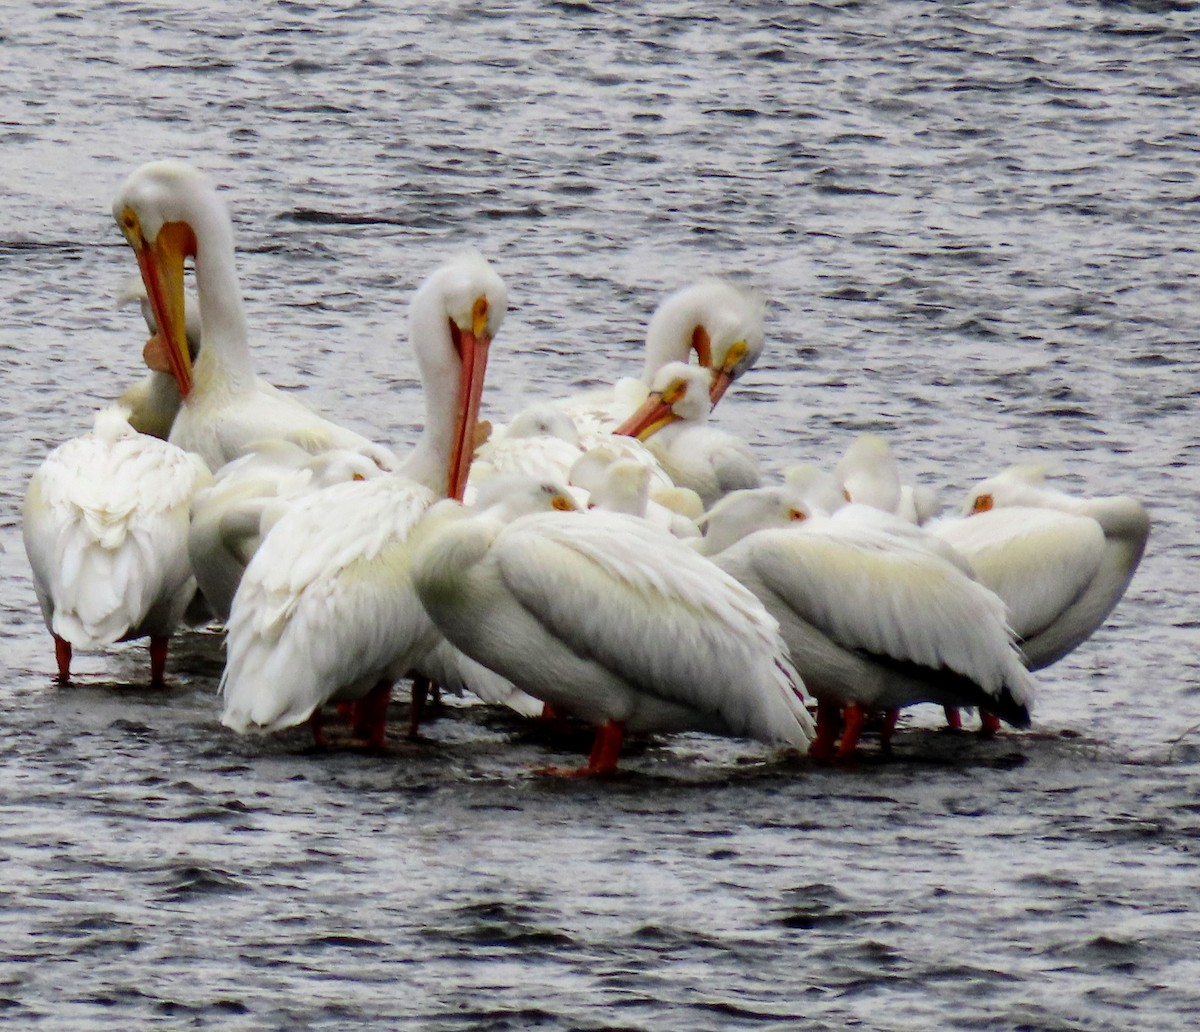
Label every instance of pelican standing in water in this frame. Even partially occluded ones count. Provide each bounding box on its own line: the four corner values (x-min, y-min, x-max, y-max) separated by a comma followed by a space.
219, 254, 503, 747
700, 488, 1035, 757
23, 406, 212, 685
111, 159, 396, 473
411, 505, 815, 775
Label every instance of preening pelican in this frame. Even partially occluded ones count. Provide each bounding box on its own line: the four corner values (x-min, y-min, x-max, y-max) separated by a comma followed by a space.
556, 278, 766, 437
568, 450, 702, 539
219, 254, 504, 746
928, 465, 1150, 671
614, 361, 761, 509
704, 489, 1035, 757
22, 406, 212, 684
411, 506, 814, 775
115, 277, 202, 441
111, 160, 396, 473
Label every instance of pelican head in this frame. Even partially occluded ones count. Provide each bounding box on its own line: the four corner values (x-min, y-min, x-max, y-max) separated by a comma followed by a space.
963, 464, 1054, 516
612, 361, 712, 441
112, 160, 233, 399
411, 253, 507, 502
695, 487, 810, 556
642, 280, 766, 406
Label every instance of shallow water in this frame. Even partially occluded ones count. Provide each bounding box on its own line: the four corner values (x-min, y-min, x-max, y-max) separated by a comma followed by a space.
1, 1, 1199, 1028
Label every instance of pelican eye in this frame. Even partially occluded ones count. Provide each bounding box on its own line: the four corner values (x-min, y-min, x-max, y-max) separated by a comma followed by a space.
663, 381, 688, 405
971, 493, 994, 514
352, 472, 366, 482
551, 495, 575, 512
788, 508, 807, 521
471, 295, 490, 336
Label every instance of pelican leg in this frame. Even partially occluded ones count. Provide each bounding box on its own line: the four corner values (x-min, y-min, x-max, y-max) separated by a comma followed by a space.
979, 710, 1001, 738
535, 719, 625, 777
879, 708, 901, 754
943, 706, 963, 731
408, 676, 431, 739
149, 635, 169, 687
308, 707, 327, 747
810, 699, 842, 759
53, 635, 72, 684
837, 704, 866, 758
355, 680, 392, 748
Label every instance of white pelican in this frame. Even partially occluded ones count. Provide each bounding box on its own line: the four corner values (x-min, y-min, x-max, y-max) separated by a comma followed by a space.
468, 404, 587, 493
614, 361, 761, 509
928, 465, 1150, 672
111, 159, 397, 473
219, 254, 503, 747
834, 433, 940, 525
568, 450, 702, 539
22, 406, 212, 685
114, 277, 202, 441
554, 278, 766, 437
411, 506, 815, 775
187, 440, 386, 622
703, 489, 1035, 757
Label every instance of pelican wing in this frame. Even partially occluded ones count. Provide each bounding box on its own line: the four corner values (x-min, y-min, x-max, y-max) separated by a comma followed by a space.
734, 519, 1032, 705
930, 507, 1106, 641
220, 477, 438, 733
493, 511, 812, 744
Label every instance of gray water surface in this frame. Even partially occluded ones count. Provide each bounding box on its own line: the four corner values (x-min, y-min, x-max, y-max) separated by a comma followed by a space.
1, 2, 1198, 1029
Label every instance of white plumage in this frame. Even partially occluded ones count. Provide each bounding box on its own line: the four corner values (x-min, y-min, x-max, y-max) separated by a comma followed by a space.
219, 253, 505, 744
928, 465, 1150, 670
22, 406, 211, 683
704, 490, 1034, 756
412, 507, 814, 774
112, 159, 396, 474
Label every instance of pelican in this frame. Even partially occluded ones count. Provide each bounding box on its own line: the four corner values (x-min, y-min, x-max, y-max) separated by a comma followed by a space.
928, 465, 1150, 672
22, 406, 212, 685
703, 488, 1035, 757
111, 159, 397, 473
554, 278, 766, 437
614, 361, 761, 509
834, 433, 940, 525
411, 506, 815, 775
219, 254, 503, 747
188, 440, 386, 622
568, 450, 702, 539
114, 277, 202, 441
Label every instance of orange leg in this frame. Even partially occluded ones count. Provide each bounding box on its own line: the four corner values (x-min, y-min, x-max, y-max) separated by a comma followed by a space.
837, 704, 866, 758
355, 680, 392, 748
149, 636, 169, 687
53, 635, 72, 683
537, 719, 625, 777
944, 706, 962, 731
810, 699, 842, 759
979, 710, 1001, 737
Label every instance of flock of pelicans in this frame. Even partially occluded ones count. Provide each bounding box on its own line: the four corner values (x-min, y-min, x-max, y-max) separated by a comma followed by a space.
21, 159, 1152, 774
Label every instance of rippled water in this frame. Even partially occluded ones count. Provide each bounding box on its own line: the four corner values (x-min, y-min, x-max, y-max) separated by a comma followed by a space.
2, 1, 1199, 1028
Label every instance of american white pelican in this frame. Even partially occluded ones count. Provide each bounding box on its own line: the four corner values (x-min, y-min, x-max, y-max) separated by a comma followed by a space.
187, 440, 386, 622
219, 254, 504, 747
111, 160, 397, 473
614, 361, 761, 509
411, 506, 815, 775
704, 489, 1035, 757
834, 433, 940, 525
568, 450, 702, 539
22, 406, 212, 685
928, 465, 1150, 672
468, 404, 587, 492
114, 277, 202, 441
555, 278, 766, 437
